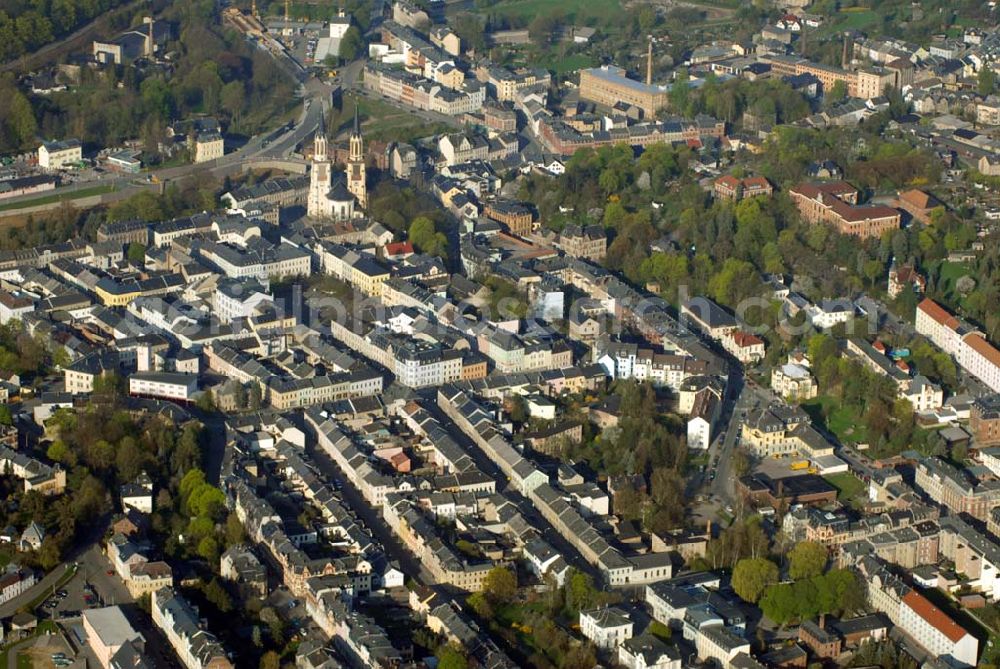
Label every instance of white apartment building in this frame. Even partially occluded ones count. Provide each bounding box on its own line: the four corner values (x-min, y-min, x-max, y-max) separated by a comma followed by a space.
596, 342, 705, 391
619, 635, 681, 669
905, 375, 944, 412
695, 626, 750, 666
916, 298, 969, 358
38, 139, 82, 169
213, 280, 273, 324
151, 588, 233, 669
916, 298, 1000, 393
959, 334, 1000, 394
898, 590, 978, 666
129, 372, 198, 401
580, 607, 634, 650
771, 363, 818, 401
0, 567, 36, 604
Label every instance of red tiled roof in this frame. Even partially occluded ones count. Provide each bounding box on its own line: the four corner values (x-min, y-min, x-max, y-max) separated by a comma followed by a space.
964, 333, 1000, 369
385, 241, 414, 256
733, 331, 764, 347
827, 197, 899, 223
902, 590, 968, 642
743, 176, 771, 189
790, 181, 857, 200
715, 175, 740, 189
917, 298, 961, 330
898, 189, 940, 211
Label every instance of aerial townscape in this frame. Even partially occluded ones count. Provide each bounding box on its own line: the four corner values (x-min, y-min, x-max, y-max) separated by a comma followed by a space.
6, 0, 1000, 668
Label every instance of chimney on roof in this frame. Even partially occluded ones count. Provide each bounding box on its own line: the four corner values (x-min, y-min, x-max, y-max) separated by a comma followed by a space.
819, 613, 826, 629
646, 36, 653, 87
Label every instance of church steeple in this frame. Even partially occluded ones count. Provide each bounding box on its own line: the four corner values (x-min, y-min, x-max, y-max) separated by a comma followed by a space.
307, 113, 332, 218
349, 104, 363, 162
347, 104, 366, 208
314, 114, 328, 162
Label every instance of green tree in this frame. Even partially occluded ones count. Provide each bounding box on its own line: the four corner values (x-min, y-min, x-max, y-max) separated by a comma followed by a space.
0, 404, 11, 426
126, 243, 147, 266
980, 68, 997, 97
436, 643, 468, 669
224, 513, 246, 546
248, 383, 262, 410
7, 90, 37, 149
564, 569, 599, 614
732, 557, 779, 604
788, 541, 828, 580
483, 566, 517, 605
451, 13, 485, 53
827, 80, 848, 105
47, 440, 73, 465
339, 26, 363, 61
195, 390, 216, 413
408, 216, 448, 258
528, 14, 558, 47
197, 535, 220, 562
204, 578, 233, 613
221, 81, 246, 119
188, 484, 226, 519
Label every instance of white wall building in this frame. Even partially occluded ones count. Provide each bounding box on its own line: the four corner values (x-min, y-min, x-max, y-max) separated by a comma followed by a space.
129, 372, 198, 401
579, 607, 634, 650
38, 139, 82, 169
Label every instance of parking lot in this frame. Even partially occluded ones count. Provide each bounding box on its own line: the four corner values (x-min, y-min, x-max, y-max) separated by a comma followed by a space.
754, 455, 811, 481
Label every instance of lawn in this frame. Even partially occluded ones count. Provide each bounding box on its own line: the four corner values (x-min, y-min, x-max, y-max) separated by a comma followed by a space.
465, 0, 623, 24
0, 184, 115, 213
823, 472, 865, 502
818, 9, 879, 38
331, 94, 453, 143
801, 395, 866, 444
935, 260, 972, 303
538, 53, 595, 75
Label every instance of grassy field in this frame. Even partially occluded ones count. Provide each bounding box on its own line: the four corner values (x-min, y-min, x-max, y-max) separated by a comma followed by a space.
818, 9, 879, 38
0, 184, 115, 214
823, 472, 865, 502
936, 260, 972, 303
538, 53, 595, 75
332, 94, 452, 144
801, 395, 867, 444
469, 0, 623, 24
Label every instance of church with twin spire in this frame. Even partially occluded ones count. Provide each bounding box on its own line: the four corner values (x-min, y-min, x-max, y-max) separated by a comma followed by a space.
307, 105, 367, 220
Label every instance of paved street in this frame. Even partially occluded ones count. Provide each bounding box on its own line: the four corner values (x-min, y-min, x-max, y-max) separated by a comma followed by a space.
0, 75, 332, 215
307, 438, 437, 586
0, 563, 76, 619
